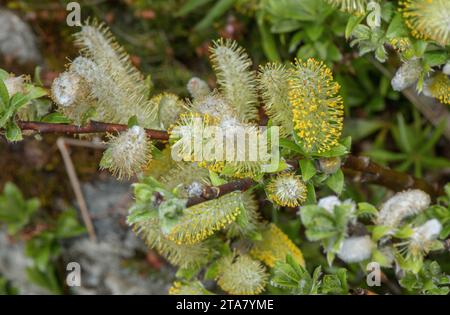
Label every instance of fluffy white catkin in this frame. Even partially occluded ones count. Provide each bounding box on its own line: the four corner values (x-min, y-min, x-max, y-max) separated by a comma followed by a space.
337, 236, 374, 263
377, 189, 430, 227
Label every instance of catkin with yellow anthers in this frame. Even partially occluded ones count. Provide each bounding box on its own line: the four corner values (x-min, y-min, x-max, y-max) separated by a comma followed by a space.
325, 0, 368, 15
389, 37, 414, 59
209, 39, 259, 122
289, 58, 344, 154
266, 173, 307, 208
400, 0, 450, 47
227, 191, 262, 238
258, 63, 293, 136
216, 254, 268, 295
167, 192, 243, 245
151, 93, 187, 129
72, 22, 159, 128
423, 73, 450, 105
100, 126, 153, 180
169, 112, 219, 163
51, 71, 95, 125
250, 223, 305, 268
169, 281, 213, 295
134, 218, 211, 268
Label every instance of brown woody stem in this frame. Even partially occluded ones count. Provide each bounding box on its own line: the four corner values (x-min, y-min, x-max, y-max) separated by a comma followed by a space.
12, 120, 442, 205
16, 120, 169, 140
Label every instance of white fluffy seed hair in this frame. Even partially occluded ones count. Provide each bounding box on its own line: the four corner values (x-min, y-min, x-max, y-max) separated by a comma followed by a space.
391, 58, 422, 91
4, 75, 25, 96
187, 77, 211, 100
317, 195, 356, 214
411, 219, 442, 243
377, 189, 431, 227
443, 63, 450, 75
100, 126, 152, 179
337, 235, 373, 263
51, 71, 88, 107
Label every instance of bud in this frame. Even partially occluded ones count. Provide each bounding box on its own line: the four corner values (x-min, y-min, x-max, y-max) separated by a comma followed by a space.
100, 126, 152, 179
318, 157, 341, 174
443, 62, 450, 76
337, 236, 374, 263
51, 71, 89, 108
187, 77, 210, 100
408, 219, 442, 257
216, 254, 268, 295
391, 59, 422, 91
4, 75, 26, 96
266, 173, 307, 207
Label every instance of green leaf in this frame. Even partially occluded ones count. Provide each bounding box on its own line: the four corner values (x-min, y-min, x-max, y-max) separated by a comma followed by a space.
0, 93, 30, 128
366, 149, 406, 162
0, 69, 9, 80
396, 114, 412, 153
385, 13, 408, 39
33, 66, 44, 86
316, 144, 348, 158
5, 120, 23, 142
357, 202, 378, 217
257, 13, 281, 61
204, 261, 220, 280
209, 170, 226, 186
325, 169, 344, 195
299, 159, 316, 181
279, 138, 305, 154
305, 182, 316, 205
424, 51, 448, 67
26, 266, 61, 294
40, 112, 71, 123
176, 0, 213, 16
371, 225, 391, 241
55, 208, 86, 238
24, 85, 47, 100
194, 0, 235, 31
127, 115, 139, 128
345, 14, 365, 39
305, 24, 324, 41
270, 20, 301, 33
0, 78, 9, 109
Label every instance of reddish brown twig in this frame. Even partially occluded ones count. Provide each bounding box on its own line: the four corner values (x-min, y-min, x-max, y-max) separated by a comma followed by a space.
12, 120, 442, 204
186, 178, 255, 207
17, 120, 169, 140
342, 155, 440, 198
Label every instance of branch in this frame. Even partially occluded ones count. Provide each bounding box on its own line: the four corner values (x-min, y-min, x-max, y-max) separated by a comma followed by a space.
17, 120, 169, 141
186, 178, 255, 207
185, 155, 440, 207
342, 155, 441, 197
12, 120, 442, 205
